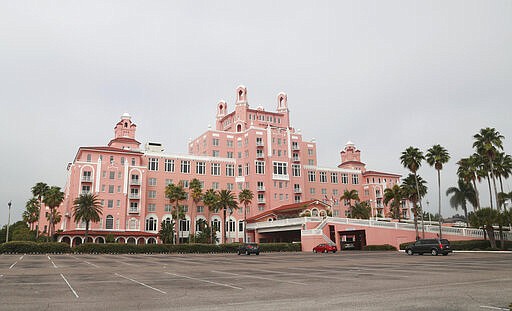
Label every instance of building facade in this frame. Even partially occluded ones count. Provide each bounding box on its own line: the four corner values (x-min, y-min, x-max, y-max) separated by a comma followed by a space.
37, 86, 408, 246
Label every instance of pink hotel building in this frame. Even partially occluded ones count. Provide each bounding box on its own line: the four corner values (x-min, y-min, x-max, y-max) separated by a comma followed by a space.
37, 86, 408, 249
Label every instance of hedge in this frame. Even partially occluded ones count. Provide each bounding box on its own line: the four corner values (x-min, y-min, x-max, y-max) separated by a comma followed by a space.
0, 242, 301, 254
0, 241, 71, 254
362, 244, 397, 251
399, 239, 512, 251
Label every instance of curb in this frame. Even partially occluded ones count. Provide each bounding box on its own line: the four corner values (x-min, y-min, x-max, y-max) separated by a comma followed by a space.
398, 249, 512, 254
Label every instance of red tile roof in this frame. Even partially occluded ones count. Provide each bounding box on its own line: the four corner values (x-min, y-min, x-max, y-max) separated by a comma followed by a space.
246, 200, 329, 222
363, 170, 401, 177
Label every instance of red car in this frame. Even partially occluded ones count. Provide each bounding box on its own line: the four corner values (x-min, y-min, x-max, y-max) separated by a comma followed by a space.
313, 243, 337, 253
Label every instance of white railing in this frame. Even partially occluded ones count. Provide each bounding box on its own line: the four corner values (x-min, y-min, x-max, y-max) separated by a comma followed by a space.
129, 194, 140, 199
81, 176, 92, 182
247, 217, 306, 230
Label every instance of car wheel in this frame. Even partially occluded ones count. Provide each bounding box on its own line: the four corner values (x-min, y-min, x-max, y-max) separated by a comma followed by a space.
237, 251, 241, 255
323, 249, 328, 253
431, 249, 438, 256
246, 250, 250, 255
332, 250, 336, 253
406, 249, 413, 256
313, 249, 317, 253
256, 252, 259, 256
442, 253, 448, 256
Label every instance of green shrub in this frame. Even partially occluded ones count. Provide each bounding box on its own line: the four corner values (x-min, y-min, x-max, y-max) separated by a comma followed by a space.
399, 239, 512, 251
362, 244, 397, 251
0, 241, 71, 254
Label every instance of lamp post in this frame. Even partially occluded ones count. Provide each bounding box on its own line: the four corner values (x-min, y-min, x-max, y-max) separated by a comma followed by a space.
6, 201, 12, 243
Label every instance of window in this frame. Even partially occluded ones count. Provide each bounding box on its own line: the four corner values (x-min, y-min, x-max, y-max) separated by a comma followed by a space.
148, 178, 157, 186
131, 158, 136, 166
227, 183, 234, 190
148, 190, 156, 199
308, 149, 314, 156
319, 172, 327, 183
256, 137, 263, 146
86, 154, 91, 162
109, 171, 115, 179
165, 159, 175, 172
212, 182, 219, 190
148, 158, 159, 171
292, 164, 301, 177
352, 174, 359, 185
310, 188, 316, 194
165, 179, 173, 186
331, 173, 338, 184
238, 165, 243, 177
164, 204, 172, 212
212, 138, 219, 146
341, 173, 349, 184
245, 163, 250, 175
321, 188, 327, 195
212, 150, 220, 157
257, 181, 264, 191
117, 186, 121, 193
308, 171, 316, 182
148, 204, 156, 212
273, 162, 288, 176
145, 217, 157, 231
211, 219, 220, 232
239, 220, 244, 232
255, 161, 265, 174
129, 202, 138, 213
227, 219, 236, 232
333, 189, 339, 196
308, 159, 315, 165
196, 162, 206, 175
227, 151, 234, 158
226, 164, 234, 176
121, 157, 125, 165
227, 140, 233, 147
108, 185, 114, 193
105, 215, 114, 229
294, 195, 301, 203
196, 206, 204, 213
211, 163, 221, 176
110, 156, 114, 164
181, 160, 190, 173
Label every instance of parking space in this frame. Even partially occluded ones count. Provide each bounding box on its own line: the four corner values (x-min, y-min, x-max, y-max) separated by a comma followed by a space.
1, 252, 511, 310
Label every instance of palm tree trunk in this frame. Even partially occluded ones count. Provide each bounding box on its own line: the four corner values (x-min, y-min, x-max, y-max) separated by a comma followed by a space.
437, 169, 442, 239
413, 203, 419, 240
463, 203, 468, 228
48, 208, 54, 242
486, 225, 497, 249
36, 197, 42, 240
413, 173, 425, 239
175, 204, 180, 245
471, 178, 481, 210
489, 161, 500, 211
223, 208, 227, 244
243, 203, 248, 243
487, 175, 494, 209
85, 221, 89, 243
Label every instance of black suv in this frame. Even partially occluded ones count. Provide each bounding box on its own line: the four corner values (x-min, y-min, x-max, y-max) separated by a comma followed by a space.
405, 239, 452, 256
238, 243, 260, 255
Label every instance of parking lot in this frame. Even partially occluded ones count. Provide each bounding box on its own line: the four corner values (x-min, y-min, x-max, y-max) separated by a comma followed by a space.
0, 251, 511, 310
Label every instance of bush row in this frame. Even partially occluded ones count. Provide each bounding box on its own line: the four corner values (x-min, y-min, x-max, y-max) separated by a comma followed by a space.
0, 241, 301, 254
362, 244, 397, 251
399, 239, 512, 251
0, 241, 71, 254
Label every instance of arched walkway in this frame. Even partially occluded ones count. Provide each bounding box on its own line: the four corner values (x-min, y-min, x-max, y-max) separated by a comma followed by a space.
72, 236, 82, 247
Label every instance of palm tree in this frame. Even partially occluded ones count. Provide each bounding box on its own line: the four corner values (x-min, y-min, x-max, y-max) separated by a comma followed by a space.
238, 189, 254, 243
165, 182, 187, 244
473, 127, 505, 210
46, 209, 62, 237
383, 184, 403, 220
189, 178, 203, 238
340, 189, 360, 217
42, 186, 65, 241
400, 146, 426, 238
446, 179, 477, 227
72, 193, 102, 242
203, 189, 220, 244
468, 208, 498, 249
23, 198, 40, 231
217, 190, 238, 244
350, 201, 371, 219
159, 220, 174, 244
31, 182, 49, 239
426, 144, 450, 239
493, 152, 512, 207
457, 156, 481, 210
401, 174, 427, 240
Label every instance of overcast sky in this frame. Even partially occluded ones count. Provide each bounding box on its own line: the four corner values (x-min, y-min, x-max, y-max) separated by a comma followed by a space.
1, 1, 511, 226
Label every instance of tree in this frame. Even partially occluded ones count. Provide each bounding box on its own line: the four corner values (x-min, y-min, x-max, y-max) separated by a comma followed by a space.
31, 182, 49, 239
165, 182, 187, 245
189, 178, 203, 238
350, 201, 371, 219
493, 152, 512, 208
401, 174, 428, 240
457, 156, 482, 210
43, 186, 65, 241
72, 193, 102, 242
383, 184, 403, 220
340, 189, 360, 217
426, 144, 450, 239
238, 189, 254, 243
468, 208, 499, 249
473, 127, 505, 210
203, 189, 220, 244
46, 209, 62, 238
401, 147, 426, 238
159, 220, 174, 244
23, 198, 40, 231
217, 190, 238, 244
446, 179, 477, 227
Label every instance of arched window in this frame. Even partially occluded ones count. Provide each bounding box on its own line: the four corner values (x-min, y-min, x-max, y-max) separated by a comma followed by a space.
211, 219, 221, 232
129, 218, 138, 230
145, 217, 157, 231
237, 124, 242, 132
196, 219, 207, 232
179, 219, 190, 232
164, 217, 172, 226
312, 209, 319, 217
227, 219, 236, 232
105, 215, 114, 229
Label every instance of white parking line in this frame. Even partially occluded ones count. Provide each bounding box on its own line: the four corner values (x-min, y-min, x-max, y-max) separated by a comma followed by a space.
60, 274, 79, 298
114, 273, 167, 294
9, 262, 17, 269
480, 306, 509, 310
287, 266, 409, 278
48, 255, 58, 268
211, 270, 307, 286
69, 255, 101, 268
166, 272, 243, 290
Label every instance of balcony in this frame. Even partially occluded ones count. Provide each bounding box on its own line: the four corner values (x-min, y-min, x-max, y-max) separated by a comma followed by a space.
130, 179, 141, 185
293, 187, 302, 193
129, 193, 140, 199
80, 191, 91, 195
292, 156, 300, 162
128, 208, 140, 214
256, 153, 265, 159
256, 141, 264, 147
257, 198, 266, 204
272, 174, 289, 181
81, 176, 92, 182
257, 186, 265, 192
292, 144, 300, 151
